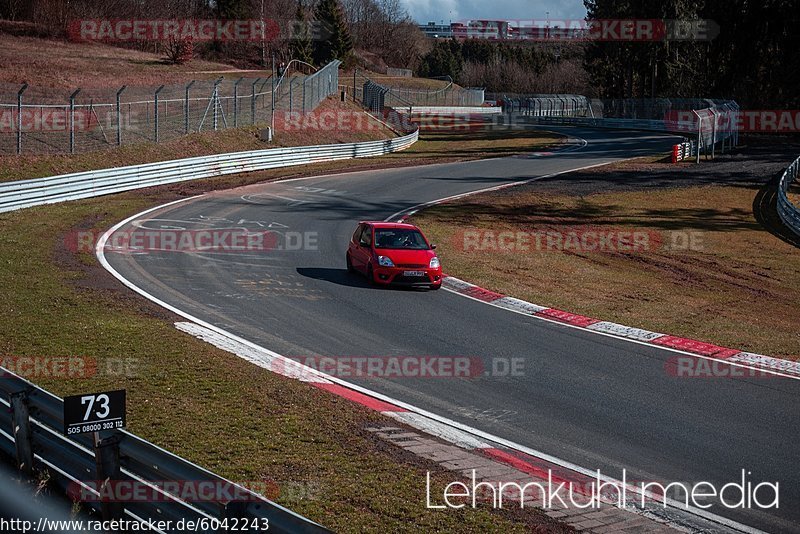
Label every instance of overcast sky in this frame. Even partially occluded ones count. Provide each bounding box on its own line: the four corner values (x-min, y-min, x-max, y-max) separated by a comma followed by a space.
400, 0, 588, 25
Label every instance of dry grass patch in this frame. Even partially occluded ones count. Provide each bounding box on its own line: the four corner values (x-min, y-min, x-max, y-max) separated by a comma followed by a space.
412, 168, 800, 359
0, 33, 252, 88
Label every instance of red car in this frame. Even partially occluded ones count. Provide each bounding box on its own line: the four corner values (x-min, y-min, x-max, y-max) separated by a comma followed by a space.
346, 222, 442, 289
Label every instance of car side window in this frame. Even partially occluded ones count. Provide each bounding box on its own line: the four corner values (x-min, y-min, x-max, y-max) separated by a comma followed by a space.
353, 225, 364, 244
360, 226, 372, 247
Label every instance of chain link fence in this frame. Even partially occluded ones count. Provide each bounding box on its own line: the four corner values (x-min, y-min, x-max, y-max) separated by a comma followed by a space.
0, 60, 341, 156
349, 71, 484, 108
491, 94, 592, 116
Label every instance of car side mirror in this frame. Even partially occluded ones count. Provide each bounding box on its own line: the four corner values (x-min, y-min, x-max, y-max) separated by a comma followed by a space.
430, 244, 437, 250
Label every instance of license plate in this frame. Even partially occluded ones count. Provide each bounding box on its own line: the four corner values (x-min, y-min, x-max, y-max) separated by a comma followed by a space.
403, 270, 425, 277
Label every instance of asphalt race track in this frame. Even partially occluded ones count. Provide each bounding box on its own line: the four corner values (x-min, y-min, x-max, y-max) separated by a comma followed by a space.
104, 127, 800, 532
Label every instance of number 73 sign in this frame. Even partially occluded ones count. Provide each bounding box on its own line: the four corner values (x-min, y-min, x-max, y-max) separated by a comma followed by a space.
63, 390, 126, 436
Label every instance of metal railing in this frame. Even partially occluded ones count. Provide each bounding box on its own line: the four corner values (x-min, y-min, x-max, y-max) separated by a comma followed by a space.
496, 94, 592, 117
778, 155, 800, 237
530, 103, 738, 162
349, 71, 484, 108
395, 106, 501, 115
298, 60, 341, 114
0, 367, 328, 533
0, 130, 419, 214
0, 60, 341, 156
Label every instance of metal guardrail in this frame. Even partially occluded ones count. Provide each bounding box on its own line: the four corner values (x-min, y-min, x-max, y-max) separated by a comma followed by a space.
777, 156, 800, 237
397, 106, 502, 115
0, 368, 328, 533
0, 130, 419, 214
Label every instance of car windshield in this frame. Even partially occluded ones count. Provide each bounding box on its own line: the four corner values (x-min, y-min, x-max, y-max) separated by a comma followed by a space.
374, 229, 429, 250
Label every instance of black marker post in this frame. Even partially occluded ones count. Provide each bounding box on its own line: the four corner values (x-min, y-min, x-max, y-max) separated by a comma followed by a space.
64, 389, 126, 522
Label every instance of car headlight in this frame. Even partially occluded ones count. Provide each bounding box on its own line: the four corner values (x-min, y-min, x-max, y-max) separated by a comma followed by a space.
429, 257, 440, 268
378, 255, 394, 267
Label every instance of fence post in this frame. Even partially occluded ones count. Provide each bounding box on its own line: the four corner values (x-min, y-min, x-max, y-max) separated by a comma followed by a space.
16, 83, 27, 155
251, 78, 260, 125
693, 110, 702, 164
711, 109, 718, 159
302, 78, 307, 114
115, 86, 126, 146
184, 80, 195, 134
10, 391, 34, 476
94, 433, 123, 522
289, 79, 293, 112
353, 68, 357, 103
271, 53, 276, 135
233, 77, 244, 128
69, 89, 80, 154
154, 85, 164, 142
212, 77, 223, 131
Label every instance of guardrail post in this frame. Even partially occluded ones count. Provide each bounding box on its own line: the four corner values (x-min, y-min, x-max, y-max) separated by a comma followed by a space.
224, 500, 248, 521
69, 89, 80, 154
16, 83, 28, 155
115, 86, 126, 146
10, 391, 34, 476
94, 433, 123, 522
154, 85, 164, 142
184, 80, 195, 134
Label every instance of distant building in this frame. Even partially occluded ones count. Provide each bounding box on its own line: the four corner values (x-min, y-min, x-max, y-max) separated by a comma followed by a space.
420, 22, 454, 39
418, 20, 586, 42
464, 20, 510, 40
419, 20, 509, 40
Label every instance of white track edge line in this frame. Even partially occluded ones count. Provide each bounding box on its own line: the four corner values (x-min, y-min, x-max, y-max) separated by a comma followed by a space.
96, 152, 762, 533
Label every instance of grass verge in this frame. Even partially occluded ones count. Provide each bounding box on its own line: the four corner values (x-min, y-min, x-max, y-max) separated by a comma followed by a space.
0, 128, 567, 531
411, 156, 800, 359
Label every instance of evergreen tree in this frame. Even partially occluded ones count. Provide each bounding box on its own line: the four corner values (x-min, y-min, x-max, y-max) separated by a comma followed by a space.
290, 0, 314, 64
215, 0, 250, 19
313, 0, 354, 65
417, 39, 463, 79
